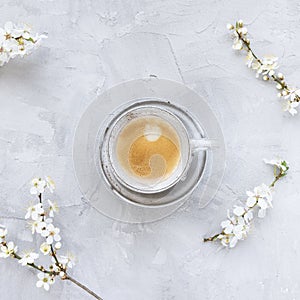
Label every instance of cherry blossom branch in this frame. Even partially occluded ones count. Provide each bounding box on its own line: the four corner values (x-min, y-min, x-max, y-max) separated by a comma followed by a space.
204, 159, 289, 247
0, 21, 46, 66
227, 20, 300, 116
8, 249, 102, 299
12, 252, 55, 275
0, 177, 103, 299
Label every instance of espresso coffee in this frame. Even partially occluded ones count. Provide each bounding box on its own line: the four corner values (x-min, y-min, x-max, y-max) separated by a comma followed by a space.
116, 116, 181, 184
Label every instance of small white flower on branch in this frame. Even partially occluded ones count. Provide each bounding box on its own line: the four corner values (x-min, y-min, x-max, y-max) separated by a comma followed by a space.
36, 273, 55, 291
36, 221, 49, 237
54, 242, 62, 250
0, 21, 47, 67
48, 199, 58, 217
30, 178, 46, 195
45, 224, 61, 245
263, 158, 289, 174
255, 55, 278, 78
25, 203, 44, 220
0, 241, 18, 258
18, 251, 39, 266
30, 219, 42, 234
40, 243, 51, 255
46, 176, 55, 193
60, 253, 76, 269
283, 100, 299, 116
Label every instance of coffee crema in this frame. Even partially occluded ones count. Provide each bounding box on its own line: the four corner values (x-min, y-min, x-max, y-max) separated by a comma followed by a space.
116, 116, 181, 183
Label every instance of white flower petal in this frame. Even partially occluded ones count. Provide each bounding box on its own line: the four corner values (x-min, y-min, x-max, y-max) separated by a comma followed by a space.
224, 224, 234, 234
233, 206, 245, 216
229, 236, 238, 248
246, 197, 256, 208
257, 198, 268, 210
258, 208, 266, 218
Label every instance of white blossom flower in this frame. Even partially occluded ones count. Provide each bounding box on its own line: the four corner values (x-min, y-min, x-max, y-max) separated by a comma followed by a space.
40, 242, 51, 255
46, 176, 55, 193
36, 221, 48, 236
25, 203, 44, 220
0, 22, 47, 67
255, 55, 278, 78
232, 38, 243, 50
0, 51, 10, 66
237, 27, 247, 35
243, 210, 253, 223
221, 220, 234, 234
255, 184, 272, 204
219, 233, 239, 248
60, 253, 76, 269
30, 218, 42, 234
18, 251, 39, 266
45, 224, 61, 245
229, 235, 238, 248
246, 51, 255, 68
233, 206, 245, 216
227, 23, 234, 30
218, 234, 230, 247
30, 178, 46, 195
36, 273, 55, 291
264, 158, 289, 172
0, 241, 17, 258
54, 242, 62, 250
246, 183, 272, 207
47, 200, 58, 217
3, 21, 22, 39
283, 100, 299, 116
2, 38, 19, 56
246, 193, 257, 208
257, 197, 268, 210
290, 89, 300, 101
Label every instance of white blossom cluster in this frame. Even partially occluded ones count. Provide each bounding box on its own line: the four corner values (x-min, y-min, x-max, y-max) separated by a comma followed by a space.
0, 21, 46, 66
205, 159, 289, 248
0, 177, 75, 291
227, 20, 300, 116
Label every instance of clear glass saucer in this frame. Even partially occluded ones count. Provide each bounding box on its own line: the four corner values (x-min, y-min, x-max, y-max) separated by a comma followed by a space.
73, 78, 225, 223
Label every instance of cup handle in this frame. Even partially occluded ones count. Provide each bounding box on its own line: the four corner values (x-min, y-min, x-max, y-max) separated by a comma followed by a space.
190, 138, 217, 153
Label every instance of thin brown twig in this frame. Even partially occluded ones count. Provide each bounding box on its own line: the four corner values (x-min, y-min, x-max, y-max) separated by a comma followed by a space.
64, 275, 103, 300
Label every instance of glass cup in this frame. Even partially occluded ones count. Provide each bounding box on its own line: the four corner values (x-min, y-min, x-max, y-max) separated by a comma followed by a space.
107, 105, 215, 194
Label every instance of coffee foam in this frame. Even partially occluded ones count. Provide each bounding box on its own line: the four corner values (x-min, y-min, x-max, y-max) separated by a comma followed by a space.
116, 116, 181, 184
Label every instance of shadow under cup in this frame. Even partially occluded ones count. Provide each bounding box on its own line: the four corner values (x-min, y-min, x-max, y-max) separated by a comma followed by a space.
107, 106, 191, 194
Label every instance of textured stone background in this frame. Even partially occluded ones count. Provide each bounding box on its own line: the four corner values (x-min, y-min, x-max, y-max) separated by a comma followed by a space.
1, 0, 300, 299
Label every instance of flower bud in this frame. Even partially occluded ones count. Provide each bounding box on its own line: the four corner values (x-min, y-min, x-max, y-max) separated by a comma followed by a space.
263, 75, 269, 81
277, 73, 284, 80
59, 271, 65, 277
237, 20, 244, 27
227, 23, 234, 30
276, 83, 283, 90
